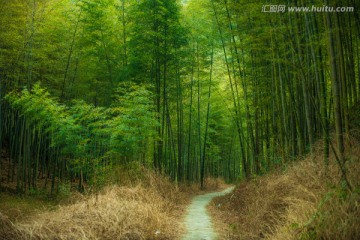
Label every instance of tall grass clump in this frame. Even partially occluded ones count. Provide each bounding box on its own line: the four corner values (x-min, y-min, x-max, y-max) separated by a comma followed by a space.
0, 169, 186, 240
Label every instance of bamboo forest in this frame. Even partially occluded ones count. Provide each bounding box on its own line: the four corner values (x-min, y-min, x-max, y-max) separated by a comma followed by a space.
0, 0, 360, 239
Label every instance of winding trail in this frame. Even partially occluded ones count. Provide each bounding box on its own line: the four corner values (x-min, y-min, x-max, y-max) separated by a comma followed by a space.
182, 186, 235, 240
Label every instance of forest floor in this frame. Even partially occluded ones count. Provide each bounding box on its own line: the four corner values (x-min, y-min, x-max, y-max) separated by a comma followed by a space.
181, 186, 235, 240
2, 136, 360, 240
209, 137, 360, 239
1, 147, 359, 240
1, 142, 359, 240
0, 165, 229, 240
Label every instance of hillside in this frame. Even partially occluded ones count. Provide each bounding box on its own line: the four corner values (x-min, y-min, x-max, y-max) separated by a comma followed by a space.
210, 136, 360, 239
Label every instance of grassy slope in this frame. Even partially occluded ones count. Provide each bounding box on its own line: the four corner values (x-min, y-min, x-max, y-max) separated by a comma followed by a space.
210, 137, 360, 240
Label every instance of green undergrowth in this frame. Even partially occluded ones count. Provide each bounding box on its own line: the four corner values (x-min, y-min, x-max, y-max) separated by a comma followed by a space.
0, 192, 60, 222
1, 83, 157, 194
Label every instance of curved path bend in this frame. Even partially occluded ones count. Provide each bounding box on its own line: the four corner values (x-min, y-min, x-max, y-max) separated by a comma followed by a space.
182, 186, 235, 240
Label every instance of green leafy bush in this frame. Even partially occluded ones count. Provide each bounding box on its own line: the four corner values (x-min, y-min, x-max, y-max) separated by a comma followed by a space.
3, 83, 158, 193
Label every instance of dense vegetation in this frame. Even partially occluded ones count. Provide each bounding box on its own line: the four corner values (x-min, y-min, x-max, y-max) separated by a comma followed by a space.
1, 0, 359, 195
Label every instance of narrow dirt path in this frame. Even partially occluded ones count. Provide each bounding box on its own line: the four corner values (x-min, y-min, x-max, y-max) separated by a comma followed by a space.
182, 186, 235, 240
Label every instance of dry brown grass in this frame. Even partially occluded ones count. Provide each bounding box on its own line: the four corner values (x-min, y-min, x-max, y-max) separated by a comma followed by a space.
0, 158, 230, 240
0, 213, 22, 240
18, 186, 180, 240
210, 137, 360, 240
0, 164, 229, 240
0, 168, 188, 240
